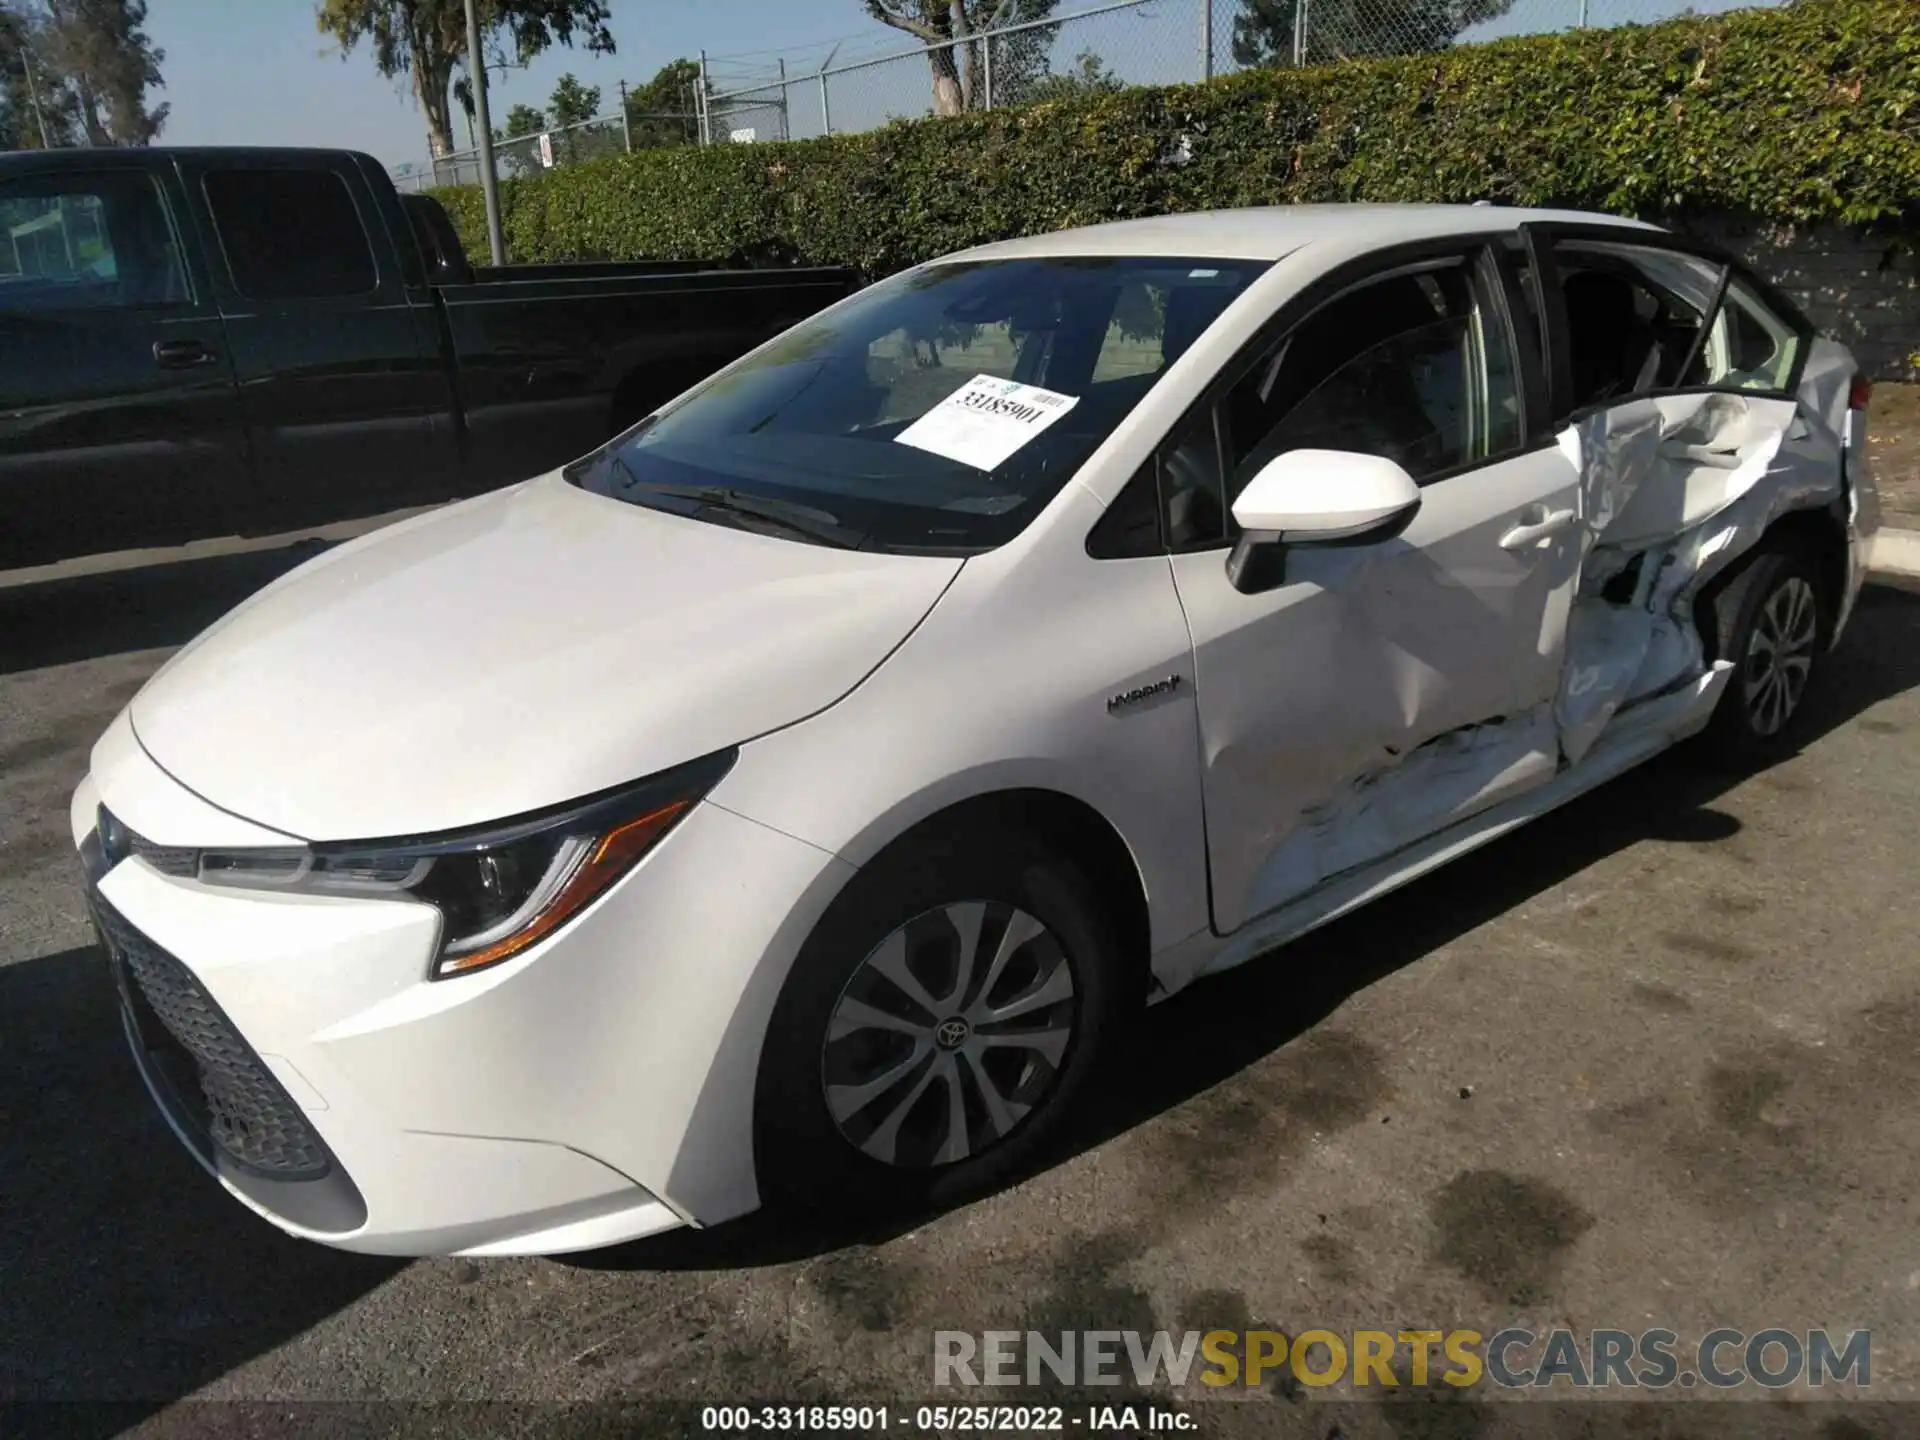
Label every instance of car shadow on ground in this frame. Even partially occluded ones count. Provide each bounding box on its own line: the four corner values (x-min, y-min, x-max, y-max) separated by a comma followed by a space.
0, 941, 405, 1413
577, 583, 1920, 1274
0, 543, 335, 674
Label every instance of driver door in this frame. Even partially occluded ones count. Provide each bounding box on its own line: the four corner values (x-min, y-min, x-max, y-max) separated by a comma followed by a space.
1166, 241, 1584, 933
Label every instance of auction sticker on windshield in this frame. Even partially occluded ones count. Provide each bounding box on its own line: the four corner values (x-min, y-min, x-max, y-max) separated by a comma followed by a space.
894, 374, 1080, 472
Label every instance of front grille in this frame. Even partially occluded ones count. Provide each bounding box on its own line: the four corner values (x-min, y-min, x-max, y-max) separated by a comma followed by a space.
89, 892, 332, 1180
129, 835, 197, 877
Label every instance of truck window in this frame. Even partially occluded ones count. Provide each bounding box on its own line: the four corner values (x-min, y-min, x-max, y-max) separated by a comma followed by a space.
0, 172, 189, 312
201, 168, 377, 301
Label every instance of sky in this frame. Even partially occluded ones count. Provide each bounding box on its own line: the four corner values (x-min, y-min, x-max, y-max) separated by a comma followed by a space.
146, 0, 918, 171
143, 0, 1769, 174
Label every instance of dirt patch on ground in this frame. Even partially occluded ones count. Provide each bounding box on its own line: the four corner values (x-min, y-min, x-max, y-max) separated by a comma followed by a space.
1869, 380, 1920, 527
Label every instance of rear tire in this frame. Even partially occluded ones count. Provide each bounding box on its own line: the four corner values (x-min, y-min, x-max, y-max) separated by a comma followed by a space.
1693, 542, 1829, 770
753, 827, 1124, 1220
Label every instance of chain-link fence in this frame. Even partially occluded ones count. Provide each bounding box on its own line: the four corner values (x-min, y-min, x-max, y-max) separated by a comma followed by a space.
388, 0, 1787, 188
1210, 0, 1793, 70
696, 0, 1788, 146
391, 109, 697, 193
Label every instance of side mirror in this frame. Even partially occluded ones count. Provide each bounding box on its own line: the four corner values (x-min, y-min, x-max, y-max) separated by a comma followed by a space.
1226, 449, 1422, 595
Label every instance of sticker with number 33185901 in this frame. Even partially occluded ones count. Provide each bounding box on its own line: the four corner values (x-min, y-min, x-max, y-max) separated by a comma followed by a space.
893, 373, 1080, 472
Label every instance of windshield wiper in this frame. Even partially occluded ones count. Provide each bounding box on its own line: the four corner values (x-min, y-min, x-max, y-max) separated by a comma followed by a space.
617, 480, 866, 549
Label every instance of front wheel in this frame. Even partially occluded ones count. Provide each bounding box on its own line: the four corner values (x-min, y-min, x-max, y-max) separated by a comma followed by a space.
753, 830, 1124, 1219
1694, 544, 1829, 769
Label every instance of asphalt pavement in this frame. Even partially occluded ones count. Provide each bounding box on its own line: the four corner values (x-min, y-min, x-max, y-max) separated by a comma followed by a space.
3, 549, 1919, 1439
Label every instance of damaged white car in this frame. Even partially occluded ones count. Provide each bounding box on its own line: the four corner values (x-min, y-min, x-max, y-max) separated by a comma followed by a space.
75, 206, 1879, 1256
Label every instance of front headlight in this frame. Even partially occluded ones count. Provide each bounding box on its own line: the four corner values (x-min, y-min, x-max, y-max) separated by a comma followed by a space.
194, 750, 735, 978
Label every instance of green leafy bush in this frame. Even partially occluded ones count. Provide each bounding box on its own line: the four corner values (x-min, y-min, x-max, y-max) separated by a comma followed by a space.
430, 0, 1918, 274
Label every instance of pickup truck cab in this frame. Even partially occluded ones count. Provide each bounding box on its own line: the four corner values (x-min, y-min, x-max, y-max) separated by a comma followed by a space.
0, 147, 856, 572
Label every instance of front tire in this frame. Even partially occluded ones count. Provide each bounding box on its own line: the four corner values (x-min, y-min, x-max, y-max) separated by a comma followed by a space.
1694, 542, 1829, 769
753, 828, 1124, 1220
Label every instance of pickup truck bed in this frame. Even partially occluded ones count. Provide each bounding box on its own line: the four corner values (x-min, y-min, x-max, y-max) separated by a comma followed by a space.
0, 147, 858, 572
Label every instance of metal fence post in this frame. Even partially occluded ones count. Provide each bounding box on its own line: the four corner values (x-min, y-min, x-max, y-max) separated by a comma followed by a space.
697, 50, 711, 144
21, 43, 51, 148
619, 80, 632, 151
820, 71, 833, 136
1577, 0, 1589, 24
778, 58, 789, 140
983, 31, 993, 110
1201, 0, 1213, 82
1293, 0, 1308, 65
462, 0, 506, 266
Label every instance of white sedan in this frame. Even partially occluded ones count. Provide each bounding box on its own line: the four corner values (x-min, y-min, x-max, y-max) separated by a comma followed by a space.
74, 205, 1880, 1256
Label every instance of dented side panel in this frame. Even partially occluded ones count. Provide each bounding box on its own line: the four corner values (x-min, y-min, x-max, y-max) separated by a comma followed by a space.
1173, 443, 1581, 933
1164, 225, 1868, 944
1802, 337, 1880, 642
1184, 365, 1857, 941
1554, 384, 1846, 766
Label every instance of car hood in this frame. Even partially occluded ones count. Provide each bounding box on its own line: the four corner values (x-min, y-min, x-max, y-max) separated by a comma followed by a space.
130, 474, 961, 841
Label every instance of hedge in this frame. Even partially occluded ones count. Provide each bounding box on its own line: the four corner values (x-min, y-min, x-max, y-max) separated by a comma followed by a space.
431, 0, 1919, 275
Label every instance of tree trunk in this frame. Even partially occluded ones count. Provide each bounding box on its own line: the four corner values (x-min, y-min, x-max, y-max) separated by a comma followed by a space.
415, 57, 456, 158
75, 76, 110, 147
927, 42, 964, 117
964, 35, 986, 110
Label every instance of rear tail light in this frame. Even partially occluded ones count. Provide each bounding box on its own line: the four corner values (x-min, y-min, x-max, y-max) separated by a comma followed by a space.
1849, 375, 1873, 412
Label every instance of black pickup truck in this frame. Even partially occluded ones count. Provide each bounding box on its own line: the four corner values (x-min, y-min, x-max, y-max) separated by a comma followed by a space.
0, 147, 859, 572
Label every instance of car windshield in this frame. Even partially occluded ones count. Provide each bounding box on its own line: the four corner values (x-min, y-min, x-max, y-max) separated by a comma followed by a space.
566, 256, 1269, 553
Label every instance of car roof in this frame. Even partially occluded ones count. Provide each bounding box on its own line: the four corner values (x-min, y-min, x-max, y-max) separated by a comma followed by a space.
0, 146, 380, 179
943, 204, 1664, 264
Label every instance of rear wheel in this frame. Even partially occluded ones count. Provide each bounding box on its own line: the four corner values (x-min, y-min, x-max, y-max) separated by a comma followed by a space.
1694, 543, 1829, 768
753, 829, 1124, 1218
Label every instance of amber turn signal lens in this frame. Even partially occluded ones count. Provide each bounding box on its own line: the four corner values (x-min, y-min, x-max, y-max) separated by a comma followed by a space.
434, 800, 690, 977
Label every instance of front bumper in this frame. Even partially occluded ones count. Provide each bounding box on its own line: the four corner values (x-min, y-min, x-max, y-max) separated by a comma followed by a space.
74, 717, 854, 1257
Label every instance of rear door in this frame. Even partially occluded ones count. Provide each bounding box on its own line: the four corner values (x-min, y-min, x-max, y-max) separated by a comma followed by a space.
1166, 240, 1583, 932
0, 160, 250, 570
1517, 224, 1825, 758
178, 153, 455, 532
1517, 222, 1815, 422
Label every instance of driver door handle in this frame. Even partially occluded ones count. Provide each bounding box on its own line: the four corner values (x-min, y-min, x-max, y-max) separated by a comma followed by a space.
1500, 507, 1576, 551
152, 339, 219, 370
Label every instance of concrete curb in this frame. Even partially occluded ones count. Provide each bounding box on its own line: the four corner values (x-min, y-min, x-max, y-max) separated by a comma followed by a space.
1868, 527, 1920, 596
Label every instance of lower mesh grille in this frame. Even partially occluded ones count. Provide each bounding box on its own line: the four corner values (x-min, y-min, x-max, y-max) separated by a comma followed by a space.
90, 892, 332, 1180
129, 836, 197, 877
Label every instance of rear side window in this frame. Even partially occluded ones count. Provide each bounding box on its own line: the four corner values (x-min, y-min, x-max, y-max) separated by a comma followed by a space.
0, 171, 189, 311
1553, 243, 1718, 409
202, 168, 377, 300
1544, 240, 1803, 411
1707, 275, 1802, 393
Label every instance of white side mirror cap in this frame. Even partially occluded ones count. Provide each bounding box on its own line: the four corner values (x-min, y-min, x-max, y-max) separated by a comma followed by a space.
1230, 449, 1421, 541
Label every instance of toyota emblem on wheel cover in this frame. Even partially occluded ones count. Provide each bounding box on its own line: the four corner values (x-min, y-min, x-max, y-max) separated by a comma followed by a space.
935, 1017, 970, 1051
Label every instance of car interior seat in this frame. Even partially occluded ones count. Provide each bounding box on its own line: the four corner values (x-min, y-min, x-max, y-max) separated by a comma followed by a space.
1561, 267, 1661, 408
